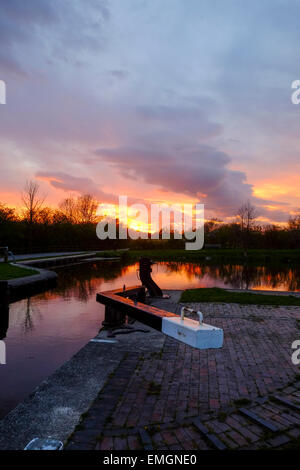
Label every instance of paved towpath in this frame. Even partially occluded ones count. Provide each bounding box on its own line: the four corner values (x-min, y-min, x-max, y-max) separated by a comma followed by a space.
66, 291, 300, 450
7, 251, 89, 261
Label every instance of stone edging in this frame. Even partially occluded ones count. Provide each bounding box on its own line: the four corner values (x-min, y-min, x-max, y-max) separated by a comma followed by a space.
0, 263, 58, 302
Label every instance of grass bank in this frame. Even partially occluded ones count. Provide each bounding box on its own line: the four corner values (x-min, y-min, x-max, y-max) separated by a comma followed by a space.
101, 249, 300, 265
180, 287, 300, 306
0, 263, 38, 280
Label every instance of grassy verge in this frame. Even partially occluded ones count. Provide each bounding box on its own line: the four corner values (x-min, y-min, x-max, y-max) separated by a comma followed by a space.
180, 287, 300, 306
121, 249, 300, 264
0, 263, 38, 280
17, 252, 87, 262
95, 250, 123, 258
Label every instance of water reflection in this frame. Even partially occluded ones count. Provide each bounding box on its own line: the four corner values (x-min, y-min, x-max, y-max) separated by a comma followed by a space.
21, 298, 42, 333
161, 262, 300, 291
39, 260, 130, 302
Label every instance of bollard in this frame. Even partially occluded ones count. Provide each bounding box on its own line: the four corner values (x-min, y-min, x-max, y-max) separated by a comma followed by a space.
139, 257, 163, 297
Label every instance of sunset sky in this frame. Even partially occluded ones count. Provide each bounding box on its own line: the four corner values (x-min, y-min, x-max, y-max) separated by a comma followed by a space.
0, 0, 300, 224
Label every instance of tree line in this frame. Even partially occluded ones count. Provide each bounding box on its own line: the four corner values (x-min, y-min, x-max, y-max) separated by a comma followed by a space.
0, 181, 299, 253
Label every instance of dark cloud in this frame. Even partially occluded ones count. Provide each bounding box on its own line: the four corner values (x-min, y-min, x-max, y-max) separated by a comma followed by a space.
95, 144, 253, 216
0, 0, 109, 76
0, 0, 55, 22
253, 197, 289, 207
36, 171, 116, 203
135, 104, 222, 139
0, 0, 56, 75
255, 206, 292, 224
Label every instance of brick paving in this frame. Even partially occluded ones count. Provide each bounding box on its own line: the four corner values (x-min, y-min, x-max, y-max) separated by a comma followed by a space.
66, 293, 300, 450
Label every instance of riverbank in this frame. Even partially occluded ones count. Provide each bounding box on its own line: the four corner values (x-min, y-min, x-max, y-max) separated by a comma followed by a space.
0, 251, 95, 280
0, 252, 109, 301
0, 290, 299, 450
0, 263, 38, 280
180, 287, 300, 305
0, 264, 58, 302
99, 248, 300, 265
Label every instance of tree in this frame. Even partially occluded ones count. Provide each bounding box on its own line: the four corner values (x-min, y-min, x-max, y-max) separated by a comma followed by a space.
35, 207, 54, 225
60, 194, 98, 224
0, 203, 16, 223
76, 194, 98, 224
288, 214, 300, 231
59, 196, 77, 223
0, 202, 17, 248
236, 200, 258, 252
236, 200, 258, 231
204, 218, 222, 233
21, 180, 44, 224
287, 212, 300, 248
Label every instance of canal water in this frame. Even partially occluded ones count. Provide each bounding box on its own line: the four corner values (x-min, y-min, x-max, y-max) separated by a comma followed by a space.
0, 260, 299, 419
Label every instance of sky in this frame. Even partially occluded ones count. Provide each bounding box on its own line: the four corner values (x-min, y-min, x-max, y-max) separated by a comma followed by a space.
0, 0, 300, 224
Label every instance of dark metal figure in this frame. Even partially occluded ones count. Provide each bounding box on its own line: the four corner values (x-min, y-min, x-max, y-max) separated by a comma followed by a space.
139, 257, 163, 297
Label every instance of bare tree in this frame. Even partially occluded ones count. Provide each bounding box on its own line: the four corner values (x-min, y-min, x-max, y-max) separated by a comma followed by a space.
59, 196, 77, 223
236, 200, 258, 231
236, 200, 258, 253
35, 207, 53, 225
204, 218, 222, 234
288, 212, 300, 231
0, 202, 16, 222
59, 194, 98, 223
76, 194, 98, 224
21, 180, 44, 224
